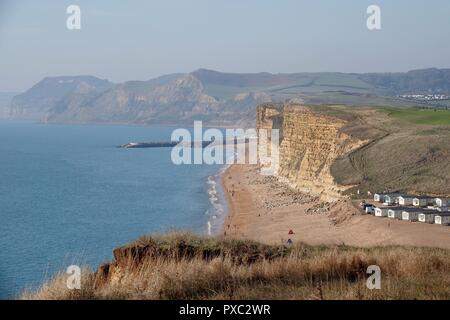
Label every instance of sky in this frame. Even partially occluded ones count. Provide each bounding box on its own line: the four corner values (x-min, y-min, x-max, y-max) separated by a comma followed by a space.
0, 0, 449, 92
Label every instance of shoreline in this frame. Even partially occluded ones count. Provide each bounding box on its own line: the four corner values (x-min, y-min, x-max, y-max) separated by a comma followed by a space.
221, 164, 450, 248
205, 164, 231, 236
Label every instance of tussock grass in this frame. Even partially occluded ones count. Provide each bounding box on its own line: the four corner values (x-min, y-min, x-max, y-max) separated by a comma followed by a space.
22, 232, 450, 300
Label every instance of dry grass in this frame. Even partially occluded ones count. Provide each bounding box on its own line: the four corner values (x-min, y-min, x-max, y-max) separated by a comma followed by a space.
22, 232, 450, 300
330, 107, 450, 196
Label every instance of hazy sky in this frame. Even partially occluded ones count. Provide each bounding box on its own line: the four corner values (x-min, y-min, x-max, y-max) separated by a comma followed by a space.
0, 0, 449, 92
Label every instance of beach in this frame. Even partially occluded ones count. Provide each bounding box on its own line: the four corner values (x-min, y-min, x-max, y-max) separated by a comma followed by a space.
222, 164, 450, 249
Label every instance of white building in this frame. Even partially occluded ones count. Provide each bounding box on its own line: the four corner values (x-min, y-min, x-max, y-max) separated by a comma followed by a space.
398, 196, 415, 206
413, 197, 433, 207
374, 193, 386, 202
374, 193, 406, 205
388, 208, 406, 219
375, 207, 389, 217
402, 209, 421, 222
434, 213, 450, 225
435, 198, 449, 207
418, 212, 437, 223
383, 194, 396, 205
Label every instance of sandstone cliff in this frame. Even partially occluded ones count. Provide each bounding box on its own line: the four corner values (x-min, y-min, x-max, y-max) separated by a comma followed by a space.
256, 103, 366, 201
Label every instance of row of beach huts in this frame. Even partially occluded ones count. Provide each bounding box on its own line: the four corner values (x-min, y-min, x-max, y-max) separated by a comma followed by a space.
361, 193, 450, 225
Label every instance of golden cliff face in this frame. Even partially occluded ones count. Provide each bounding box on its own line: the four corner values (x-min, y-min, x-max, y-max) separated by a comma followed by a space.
257, 103, 364, 201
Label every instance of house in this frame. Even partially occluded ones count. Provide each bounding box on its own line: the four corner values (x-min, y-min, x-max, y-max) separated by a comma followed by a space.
374, 207, 389, 217
435, 198, 449, 207
434, 213, 450, 225
397, 195, 416, 206
383, 194, 396, 205
388, 207, 407, 219
384, 193, 407, 205
418, 211, 438, 223
373, 193, 404, 204
413, 197, 433, 207
373, 193, 385, 202
402, 209, 422, 222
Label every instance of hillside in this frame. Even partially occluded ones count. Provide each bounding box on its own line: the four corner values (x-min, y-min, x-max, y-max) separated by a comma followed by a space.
9, 76, 114, 120
23, 233, 450, 300
331, 107, 450, 196
257, 103, 450, 198
6, 68, 450, 126
359, 68, 450, 95
0, 92, 19, 118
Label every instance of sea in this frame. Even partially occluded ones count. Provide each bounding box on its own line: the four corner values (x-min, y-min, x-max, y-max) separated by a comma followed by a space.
0, 120, 228, 299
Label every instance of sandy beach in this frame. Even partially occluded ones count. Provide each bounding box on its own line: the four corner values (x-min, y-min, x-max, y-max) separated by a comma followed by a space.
222, 164, 450, 249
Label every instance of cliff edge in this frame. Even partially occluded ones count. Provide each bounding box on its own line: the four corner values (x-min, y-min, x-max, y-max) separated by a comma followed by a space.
256, 103, 450, 199
257, 103, 368, 201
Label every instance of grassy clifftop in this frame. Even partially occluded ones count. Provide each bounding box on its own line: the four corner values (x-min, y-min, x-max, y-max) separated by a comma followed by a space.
23, 233, 450, 300
330, 106, 450, 196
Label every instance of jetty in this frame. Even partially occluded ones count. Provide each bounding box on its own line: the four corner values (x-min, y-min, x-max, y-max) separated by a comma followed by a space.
118, 141, 212, 149
118, 138, 250, 149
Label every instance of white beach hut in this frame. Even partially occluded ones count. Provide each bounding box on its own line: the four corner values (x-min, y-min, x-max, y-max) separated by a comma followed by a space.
413, 197, 433, 207
418, 212, 437, 223
434, 213, 450, 225
383, 195, 396, 205
383, 193, 408, 205
375, 207, 389, 217
402, 209, 421, 222
374, 193, 407, 205
388, 208, 405, 219
435, 198, 449, 207
397, 196, 415, 206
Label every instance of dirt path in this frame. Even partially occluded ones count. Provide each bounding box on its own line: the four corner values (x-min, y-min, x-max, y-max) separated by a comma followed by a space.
222, 164, 450, 248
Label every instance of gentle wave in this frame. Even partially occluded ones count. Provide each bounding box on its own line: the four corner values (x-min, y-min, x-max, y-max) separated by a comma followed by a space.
204, 165, 230, 235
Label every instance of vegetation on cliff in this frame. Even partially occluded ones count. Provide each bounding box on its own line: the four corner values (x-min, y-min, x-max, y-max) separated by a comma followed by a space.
331, 106, 450, 196
23, 233, 450, 300
257, 103, 450, 197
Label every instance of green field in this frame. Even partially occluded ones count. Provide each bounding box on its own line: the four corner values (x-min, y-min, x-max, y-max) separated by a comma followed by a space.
383, 107, 450, 125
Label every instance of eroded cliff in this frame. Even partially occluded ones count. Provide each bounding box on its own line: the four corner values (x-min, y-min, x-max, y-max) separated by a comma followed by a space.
257, 103, 365, 201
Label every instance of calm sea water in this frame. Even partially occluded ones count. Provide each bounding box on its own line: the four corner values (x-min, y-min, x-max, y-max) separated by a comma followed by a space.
0, 121, 227, 299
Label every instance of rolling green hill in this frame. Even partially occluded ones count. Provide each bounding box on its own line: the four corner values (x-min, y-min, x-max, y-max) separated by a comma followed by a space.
6, 68, 450, 126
